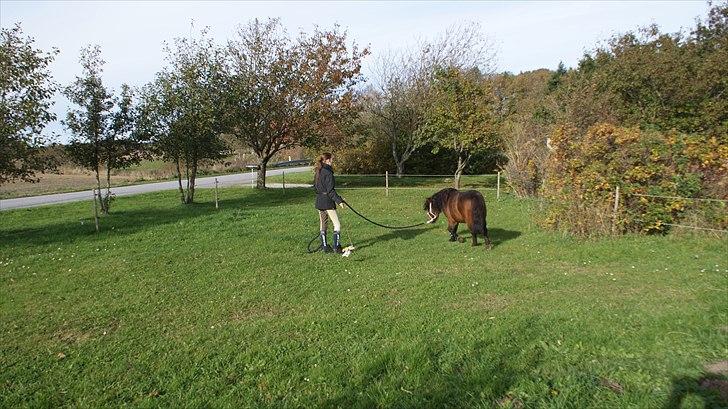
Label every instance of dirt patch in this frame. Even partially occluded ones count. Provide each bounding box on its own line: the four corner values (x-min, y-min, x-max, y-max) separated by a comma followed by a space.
53, 328, 92, 344
52, 320, 119, 344
599, 377, 624, 394
699, 378, 728, 402
705, 361, 728, 375
495, 394, 523, 408
694, 361, 728, 402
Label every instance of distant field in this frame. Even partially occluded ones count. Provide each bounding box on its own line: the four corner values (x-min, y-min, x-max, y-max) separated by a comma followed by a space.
0, 162, 177, 199
1, 187, 726, 408
0, 158, 304, 199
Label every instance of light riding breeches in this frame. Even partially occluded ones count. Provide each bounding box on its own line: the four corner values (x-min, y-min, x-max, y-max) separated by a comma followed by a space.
319, 209, 341, 233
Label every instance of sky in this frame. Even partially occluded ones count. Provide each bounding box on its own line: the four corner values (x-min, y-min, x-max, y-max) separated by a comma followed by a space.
1, 0, 710, 142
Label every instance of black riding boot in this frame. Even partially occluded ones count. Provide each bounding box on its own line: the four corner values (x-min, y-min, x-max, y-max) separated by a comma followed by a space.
333, 231, 343, 254
320, 231, 333, 253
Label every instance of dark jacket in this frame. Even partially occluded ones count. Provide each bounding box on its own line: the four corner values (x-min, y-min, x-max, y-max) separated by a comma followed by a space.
315, 164, 343, 210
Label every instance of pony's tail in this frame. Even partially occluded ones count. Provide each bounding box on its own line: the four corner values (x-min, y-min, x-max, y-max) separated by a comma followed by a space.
473, 194, 486, 235
481, 197, 490, 241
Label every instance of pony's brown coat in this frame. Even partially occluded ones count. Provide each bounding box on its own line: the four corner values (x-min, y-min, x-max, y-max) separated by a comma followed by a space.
424, 188, 492, 248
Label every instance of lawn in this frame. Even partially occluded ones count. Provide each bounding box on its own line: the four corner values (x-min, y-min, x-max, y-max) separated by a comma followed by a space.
1, 187, 726, 408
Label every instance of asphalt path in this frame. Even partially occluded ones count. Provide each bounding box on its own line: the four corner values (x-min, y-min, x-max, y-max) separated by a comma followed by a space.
0, 166, 312, 211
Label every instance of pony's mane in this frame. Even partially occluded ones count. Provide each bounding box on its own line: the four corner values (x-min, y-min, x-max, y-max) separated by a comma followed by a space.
431, 188, 457, 212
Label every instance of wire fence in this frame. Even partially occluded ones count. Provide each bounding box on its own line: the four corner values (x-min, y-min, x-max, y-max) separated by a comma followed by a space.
302, 175, 727, 234
618, 190, 728, 234
272, 171, 508, 199
628, 193, 728, 203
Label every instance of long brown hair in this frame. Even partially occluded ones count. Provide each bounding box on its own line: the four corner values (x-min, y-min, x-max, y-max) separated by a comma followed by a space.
314, 152, 332, 182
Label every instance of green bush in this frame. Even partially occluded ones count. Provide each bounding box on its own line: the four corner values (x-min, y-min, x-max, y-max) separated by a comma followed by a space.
542, 123, 727, 235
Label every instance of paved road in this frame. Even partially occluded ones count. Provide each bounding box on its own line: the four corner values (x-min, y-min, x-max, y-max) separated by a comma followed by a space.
0, 166, 312, 211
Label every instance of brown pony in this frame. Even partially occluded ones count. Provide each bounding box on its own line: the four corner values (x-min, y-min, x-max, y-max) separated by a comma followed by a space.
424, 188, 492, 248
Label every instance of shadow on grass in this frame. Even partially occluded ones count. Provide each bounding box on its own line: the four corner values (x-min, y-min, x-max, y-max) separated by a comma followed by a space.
352, 226, 522, 251
323, 317, 543, 408
664, 374, 728, 409
428, 227, 522, 248
354, 227, 434, 251
0, 188, 312, 248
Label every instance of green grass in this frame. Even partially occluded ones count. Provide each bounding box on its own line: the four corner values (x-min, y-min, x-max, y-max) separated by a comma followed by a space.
1, 188, 726, 408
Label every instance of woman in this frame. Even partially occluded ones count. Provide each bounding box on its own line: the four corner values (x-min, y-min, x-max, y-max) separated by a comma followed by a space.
314, 152, 346, 253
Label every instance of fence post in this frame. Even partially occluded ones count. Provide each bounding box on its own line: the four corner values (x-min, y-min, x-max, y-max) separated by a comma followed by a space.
250, 168, 255, 188
92, 189, 99, 233
612, 186, 620, 234
385, 171, 389, 197
282, 171, 286, 194
215, 178, 219, 209
497, 172, 501, 201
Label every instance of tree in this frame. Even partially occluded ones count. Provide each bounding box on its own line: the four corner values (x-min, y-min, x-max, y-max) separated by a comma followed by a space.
136, 28, 228, 203
554, 1, 728, 136
367, 22, 495, 177
367, 54, 428, 177
0, 24, 59, 185
102, 84, 144, 202
546, 61, 567, 92
492, 69, 556, 197
63, 45, 114, 213
63, 46, 141, 213
538, 2, 728, 236
424, 67, 500, 188
224, 18, 367, 188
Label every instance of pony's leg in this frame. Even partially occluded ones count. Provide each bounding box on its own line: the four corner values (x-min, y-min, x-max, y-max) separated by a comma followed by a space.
448, 222, 459, 241
483, 221, 493, 249
468, 223, 478, 246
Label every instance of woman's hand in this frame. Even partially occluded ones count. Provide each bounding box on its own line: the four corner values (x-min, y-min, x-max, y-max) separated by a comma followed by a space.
339, 202, 346, 209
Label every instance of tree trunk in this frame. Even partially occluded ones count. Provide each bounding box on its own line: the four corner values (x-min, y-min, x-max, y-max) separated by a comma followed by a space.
392, 141, 404, 178
94, 165, 106, 214
175, 158, 185, 204
454, 153, 470, 190
256, 160, 267, 189
104, 165, 112, 214
184, 156, 191, 204
187, 160, 197, 204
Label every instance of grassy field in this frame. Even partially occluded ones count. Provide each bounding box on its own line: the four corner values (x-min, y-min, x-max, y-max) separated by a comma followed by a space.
1, 187, 726, 408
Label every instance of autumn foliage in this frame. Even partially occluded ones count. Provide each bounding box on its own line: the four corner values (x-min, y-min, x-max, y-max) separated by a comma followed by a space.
542, 123, 727, 235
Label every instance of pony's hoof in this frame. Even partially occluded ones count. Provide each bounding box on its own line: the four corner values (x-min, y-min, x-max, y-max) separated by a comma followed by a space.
484, 243, 493, 250
457, 237, 466, 243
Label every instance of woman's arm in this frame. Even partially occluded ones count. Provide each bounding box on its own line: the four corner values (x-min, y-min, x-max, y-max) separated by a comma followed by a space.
321, 170, 343, 205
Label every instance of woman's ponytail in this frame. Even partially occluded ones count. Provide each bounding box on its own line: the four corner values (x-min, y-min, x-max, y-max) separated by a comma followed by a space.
314, 152, 332, 182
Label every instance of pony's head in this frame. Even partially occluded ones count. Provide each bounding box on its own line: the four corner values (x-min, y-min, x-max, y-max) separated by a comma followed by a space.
423, 194, 444, 224
423, 196, 439, 223
423, 188, 456, 224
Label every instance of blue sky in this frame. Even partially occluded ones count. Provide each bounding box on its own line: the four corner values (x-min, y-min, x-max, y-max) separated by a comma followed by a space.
1, 1, 710, 142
